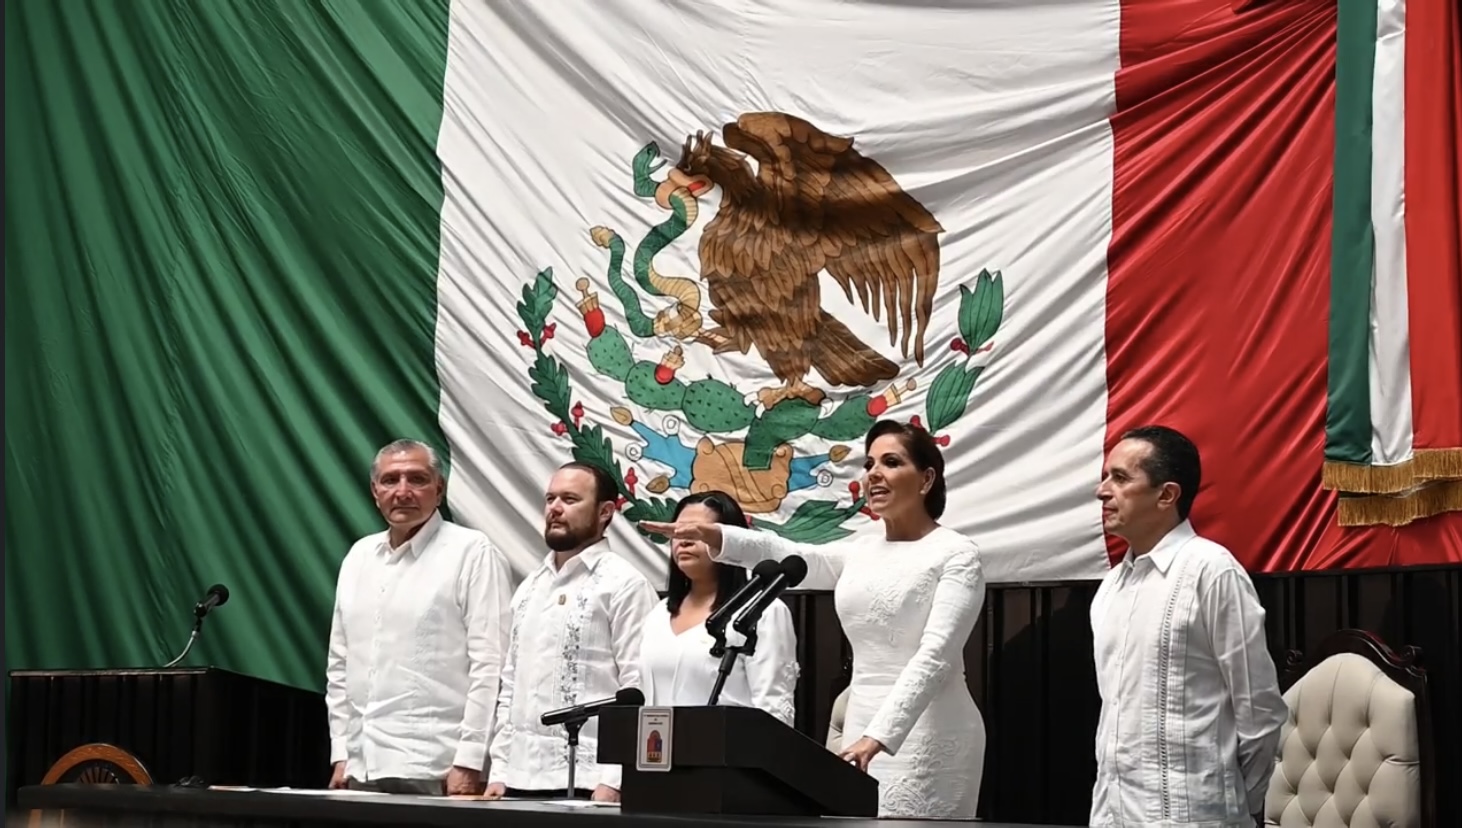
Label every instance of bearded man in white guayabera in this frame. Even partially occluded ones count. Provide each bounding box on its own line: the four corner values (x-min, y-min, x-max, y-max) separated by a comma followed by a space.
642, 419, 988, 819
325, 439, 513, 796
1091, 425, 1287, 828
484, 462, 660, 803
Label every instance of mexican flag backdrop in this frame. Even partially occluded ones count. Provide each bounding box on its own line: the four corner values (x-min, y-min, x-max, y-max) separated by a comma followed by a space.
7, 0, 1460, 690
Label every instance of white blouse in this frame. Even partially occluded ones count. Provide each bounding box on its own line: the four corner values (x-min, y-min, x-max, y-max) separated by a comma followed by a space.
638, 598, 799, 726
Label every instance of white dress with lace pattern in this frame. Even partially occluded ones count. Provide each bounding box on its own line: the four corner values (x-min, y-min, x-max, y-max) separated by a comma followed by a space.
716, 524, 987, 818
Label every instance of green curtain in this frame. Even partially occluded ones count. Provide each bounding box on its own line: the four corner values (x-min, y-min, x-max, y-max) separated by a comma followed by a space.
5, 0, 453, 692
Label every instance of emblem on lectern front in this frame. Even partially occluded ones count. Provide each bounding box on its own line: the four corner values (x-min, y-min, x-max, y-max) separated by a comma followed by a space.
636, 707, 675, 772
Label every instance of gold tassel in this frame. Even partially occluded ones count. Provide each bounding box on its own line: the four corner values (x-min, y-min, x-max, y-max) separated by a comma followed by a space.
1322, 447, 1462, 494
1336, 479, 1462, 526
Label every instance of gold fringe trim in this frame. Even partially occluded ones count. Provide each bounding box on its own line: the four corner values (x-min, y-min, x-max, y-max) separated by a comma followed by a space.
1322, 448, 1462, 494
1336, 479, 1462, 526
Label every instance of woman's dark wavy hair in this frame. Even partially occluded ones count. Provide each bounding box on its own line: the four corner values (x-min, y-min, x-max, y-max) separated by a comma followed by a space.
665, 491, 752, 617
864, 419, 948, 519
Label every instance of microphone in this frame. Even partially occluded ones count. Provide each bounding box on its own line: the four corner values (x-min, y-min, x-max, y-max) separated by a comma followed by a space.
542, 688, 642, 798
194, 584, 230, 619
539, 687, 645, 727
164, 584, 230, 668
731, 556, 807, 637
705, 557, 807, 706
706, 560, 781, 642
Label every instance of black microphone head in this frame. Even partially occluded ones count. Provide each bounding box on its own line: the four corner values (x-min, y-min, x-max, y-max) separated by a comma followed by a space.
208, 584, 230, 606
779, 556, 809, 588
615, 687, 645, 706
751, 560, 781, 579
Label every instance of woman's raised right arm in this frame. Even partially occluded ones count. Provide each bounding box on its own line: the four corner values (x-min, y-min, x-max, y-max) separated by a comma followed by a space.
714, 525, 849, 591
638, 520, 854, 590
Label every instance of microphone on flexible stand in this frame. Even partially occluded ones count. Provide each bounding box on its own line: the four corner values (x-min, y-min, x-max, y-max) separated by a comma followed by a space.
706, 560, 781, 658
706, 556, 807, 706
540, 687, 645, 798
164, 584, 229, 668
194, 584, 230, 619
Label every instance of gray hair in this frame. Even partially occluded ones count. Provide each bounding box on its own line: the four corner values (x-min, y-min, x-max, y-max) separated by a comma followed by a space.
371, 439, 444, 482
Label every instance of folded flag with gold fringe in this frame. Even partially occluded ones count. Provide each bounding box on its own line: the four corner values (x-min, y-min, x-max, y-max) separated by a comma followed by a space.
1323, 0, 1462, 527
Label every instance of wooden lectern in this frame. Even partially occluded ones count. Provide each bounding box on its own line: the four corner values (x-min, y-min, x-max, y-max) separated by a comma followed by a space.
598, 705, 878, 817
5, 667, 328, 807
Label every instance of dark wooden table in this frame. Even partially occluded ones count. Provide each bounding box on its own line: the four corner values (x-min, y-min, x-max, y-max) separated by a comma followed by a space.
19, 784, 1083, 827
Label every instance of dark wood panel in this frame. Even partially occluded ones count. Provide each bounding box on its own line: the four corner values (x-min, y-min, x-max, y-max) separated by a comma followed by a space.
5, 668, 329, 808
783, 565, 1462, 826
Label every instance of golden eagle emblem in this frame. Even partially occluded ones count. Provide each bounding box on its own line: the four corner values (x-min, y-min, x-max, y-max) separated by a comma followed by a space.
667, 112, 943, 409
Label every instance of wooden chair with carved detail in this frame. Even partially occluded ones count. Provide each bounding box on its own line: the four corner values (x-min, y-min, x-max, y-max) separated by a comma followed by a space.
1264, 629, 1436, 828
27, 743, 153, 828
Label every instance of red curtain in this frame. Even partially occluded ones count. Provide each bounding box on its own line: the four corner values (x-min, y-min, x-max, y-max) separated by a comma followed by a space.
1107, 0, 1340, 570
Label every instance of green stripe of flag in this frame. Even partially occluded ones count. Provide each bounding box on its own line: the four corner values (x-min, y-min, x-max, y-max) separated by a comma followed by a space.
5, 0, 452, 690
1326, 0, 1380, 466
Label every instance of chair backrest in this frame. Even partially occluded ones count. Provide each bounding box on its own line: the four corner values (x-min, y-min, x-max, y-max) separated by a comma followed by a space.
1265, 629, 1435, 828
30, 744, 154, 828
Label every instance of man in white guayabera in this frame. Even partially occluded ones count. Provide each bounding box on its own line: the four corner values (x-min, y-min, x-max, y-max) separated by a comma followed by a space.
484, 462, 659, 803
1090, 425, 1287, 828
325, 439, 513, 795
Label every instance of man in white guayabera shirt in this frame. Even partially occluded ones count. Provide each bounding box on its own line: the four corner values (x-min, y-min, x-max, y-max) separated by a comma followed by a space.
1090, 425, 1287, 828
325, 439, 512, 795
484, 462, 659, 803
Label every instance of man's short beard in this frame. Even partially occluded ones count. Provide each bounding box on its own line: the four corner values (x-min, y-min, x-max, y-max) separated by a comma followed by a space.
545, 525, 593, 552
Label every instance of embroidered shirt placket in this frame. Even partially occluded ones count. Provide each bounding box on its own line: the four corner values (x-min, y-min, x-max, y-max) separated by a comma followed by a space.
1154, 539, 1196, 823
556, 568, 600, 711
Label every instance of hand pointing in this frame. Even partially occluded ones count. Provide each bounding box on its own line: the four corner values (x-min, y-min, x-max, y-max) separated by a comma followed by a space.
638, 520, 725, 556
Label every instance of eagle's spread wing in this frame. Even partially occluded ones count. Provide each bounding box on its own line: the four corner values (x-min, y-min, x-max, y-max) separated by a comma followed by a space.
723, 113, 943, 364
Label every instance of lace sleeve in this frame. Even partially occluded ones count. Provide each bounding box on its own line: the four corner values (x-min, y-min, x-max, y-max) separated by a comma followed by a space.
860, 543, 985, 755
713, 525, 849, 591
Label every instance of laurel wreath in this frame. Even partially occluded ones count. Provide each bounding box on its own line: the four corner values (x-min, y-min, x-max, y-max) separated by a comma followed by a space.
514, 265, 1004, 544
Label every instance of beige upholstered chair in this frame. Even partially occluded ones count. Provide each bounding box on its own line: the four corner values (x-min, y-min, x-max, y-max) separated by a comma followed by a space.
1265, 629, 1435, 828
826, 686, 850, 752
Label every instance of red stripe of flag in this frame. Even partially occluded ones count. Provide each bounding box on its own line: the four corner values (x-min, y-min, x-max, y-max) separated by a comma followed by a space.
1105, 0, 1460, 570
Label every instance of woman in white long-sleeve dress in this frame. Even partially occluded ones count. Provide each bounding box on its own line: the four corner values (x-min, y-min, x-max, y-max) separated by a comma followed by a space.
642, 420, 988, 818
638, 491, 799, 725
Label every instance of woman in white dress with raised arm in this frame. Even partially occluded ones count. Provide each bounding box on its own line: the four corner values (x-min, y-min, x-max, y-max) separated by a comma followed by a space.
641, 420, 987, 819
638, 491, 799, 726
